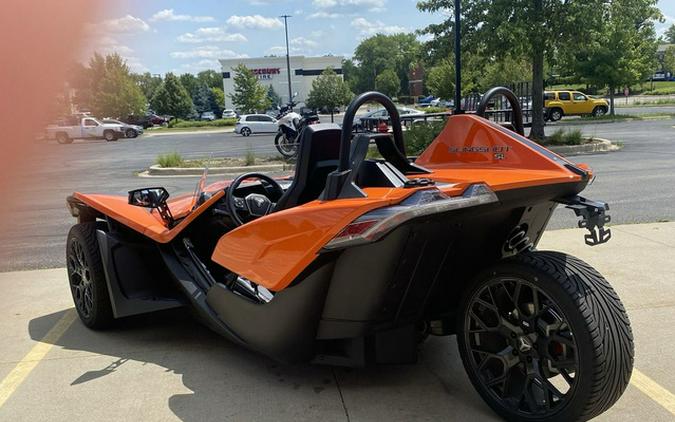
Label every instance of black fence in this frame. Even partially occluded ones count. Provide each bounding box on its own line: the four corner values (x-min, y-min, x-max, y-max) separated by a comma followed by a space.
357, 82, 533, 132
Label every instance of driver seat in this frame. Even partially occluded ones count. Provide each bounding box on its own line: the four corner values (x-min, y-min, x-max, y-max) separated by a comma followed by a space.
274, 123, 341, 211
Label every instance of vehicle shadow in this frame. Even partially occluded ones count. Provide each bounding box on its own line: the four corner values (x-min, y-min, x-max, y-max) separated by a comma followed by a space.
29, 308, 496, 422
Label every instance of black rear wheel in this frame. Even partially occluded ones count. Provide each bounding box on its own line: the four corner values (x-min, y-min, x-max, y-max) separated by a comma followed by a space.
66, 223, 114, 329
458, 251, 633, 421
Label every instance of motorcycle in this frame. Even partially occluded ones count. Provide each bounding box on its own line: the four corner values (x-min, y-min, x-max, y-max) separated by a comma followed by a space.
274, 104, 320, 158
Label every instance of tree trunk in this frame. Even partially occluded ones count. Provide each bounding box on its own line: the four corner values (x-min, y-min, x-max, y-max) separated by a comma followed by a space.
331, 111, 334, 123
529, 0, 545, 141
609, 86, 615, 116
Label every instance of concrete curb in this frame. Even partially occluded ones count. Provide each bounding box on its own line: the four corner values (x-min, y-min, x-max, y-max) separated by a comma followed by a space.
141, 163, 292, 177
547, 138, 622, 156
144, 127, 235, 137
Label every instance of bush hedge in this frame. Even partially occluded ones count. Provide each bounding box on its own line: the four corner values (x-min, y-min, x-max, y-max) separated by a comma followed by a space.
168, 118, 237, 129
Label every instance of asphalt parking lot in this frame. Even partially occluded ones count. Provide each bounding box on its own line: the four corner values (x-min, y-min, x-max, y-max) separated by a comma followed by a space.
0, 223, 674, 421
0, 117, 673, 272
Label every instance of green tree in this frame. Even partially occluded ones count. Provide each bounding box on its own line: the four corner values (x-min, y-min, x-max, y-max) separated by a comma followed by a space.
426, 59, 455, 100
352, 33, 421, 94
306, 68, 353, 122
193, 82, 214, 114
150, 73, 193, 118
230, 64, 270, 113
85, 53, 146, 118
663, 46, 675, 73
267, 85, 282, 107
211, 87, 225, 115
197, 70, 223, 89
573, 0, 662, 115
665, 24, 675, 44
375, 69, 401, 98
417, 0, 607, 140
179, 73, 200, 100
133, 72, 163, 100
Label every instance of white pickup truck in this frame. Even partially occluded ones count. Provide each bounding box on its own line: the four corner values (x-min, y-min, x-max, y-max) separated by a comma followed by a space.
46, 116, 126, 144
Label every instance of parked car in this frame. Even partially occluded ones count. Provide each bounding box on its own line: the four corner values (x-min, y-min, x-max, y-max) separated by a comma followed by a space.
123, 113, 168, 128
417, 95, 437, 107
200, 112, 216, 121
46, 116, 125, 144
222, 109, 237, 119
353, 107, 424, 131
234, 114, 278, 137
544, 90, 609, 121
101, 118, 143, 138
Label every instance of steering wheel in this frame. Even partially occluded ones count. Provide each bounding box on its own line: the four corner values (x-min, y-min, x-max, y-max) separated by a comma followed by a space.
225, 173, 284, 226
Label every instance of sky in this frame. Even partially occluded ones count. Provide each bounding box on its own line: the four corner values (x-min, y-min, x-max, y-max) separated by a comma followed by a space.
84, 0, 675, 75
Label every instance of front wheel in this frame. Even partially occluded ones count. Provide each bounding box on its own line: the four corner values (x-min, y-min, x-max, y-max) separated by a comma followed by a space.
592, 106, 607, 118
274, 132, 298, 158
66, 223, 114, 329
125, 128, 137, 138
457, 251, 633, 422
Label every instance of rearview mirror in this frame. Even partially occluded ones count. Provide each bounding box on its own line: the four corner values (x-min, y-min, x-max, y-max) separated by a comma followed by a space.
128, 187, 169, 208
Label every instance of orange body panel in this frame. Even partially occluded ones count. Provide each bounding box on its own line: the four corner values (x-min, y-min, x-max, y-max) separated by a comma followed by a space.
73, 190, 225, 243
416, 114, 585, 188
210, 186, 453, 292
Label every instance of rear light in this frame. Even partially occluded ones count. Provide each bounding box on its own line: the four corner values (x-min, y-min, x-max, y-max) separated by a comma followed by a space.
323, 184, 498, 250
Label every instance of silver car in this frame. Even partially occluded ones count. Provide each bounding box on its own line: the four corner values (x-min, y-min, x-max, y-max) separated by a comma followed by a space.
234, 114, 278, 137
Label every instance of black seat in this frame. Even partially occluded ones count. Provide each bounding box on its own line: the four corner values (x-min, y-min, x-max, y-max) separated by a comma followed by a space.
274, 123, 341, 211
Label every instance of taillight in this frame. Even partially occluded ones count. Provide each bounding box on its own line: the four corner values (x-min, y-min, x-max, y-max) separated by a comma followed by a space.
323, 184, 498, 250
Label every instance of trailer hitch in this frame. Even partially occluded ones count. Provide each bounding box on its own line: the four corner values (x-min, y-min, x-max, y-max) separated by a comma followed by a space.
557, 196, 611, 246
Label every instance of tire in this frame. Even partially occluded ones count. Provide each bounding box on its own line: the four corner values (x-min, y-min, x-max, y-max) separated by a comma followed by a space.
66, 223, 114, 329
274, 132, 298, 158
125, 128, 137, 138
548, 108, 563, 122
103, 130, 117, 142
56, 132, 72, 144
457, 251, 633, 422
240, 127, 251, 137
592, 106, 607, 118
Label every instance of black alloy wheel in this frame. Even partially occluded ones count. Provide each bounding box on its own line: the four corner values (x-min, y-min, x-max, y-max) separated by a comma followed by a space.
463, 277, 578, 418
458, 252, 634, 422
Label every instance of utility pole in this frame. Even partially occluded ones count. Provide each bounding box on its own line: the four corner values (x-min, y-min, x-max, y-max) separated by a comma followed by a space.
453, 0, 463, 114
280, 15, 293, 109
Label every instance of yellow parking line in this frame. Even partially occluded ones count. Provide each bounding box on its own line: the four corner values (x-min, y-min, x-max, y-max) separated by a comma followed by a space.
631, 368, 675, 416
0, 309, 76, 409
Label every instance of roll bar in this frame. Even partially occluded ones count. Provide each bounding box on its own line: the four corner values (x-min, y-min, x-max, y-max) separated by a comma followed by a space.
476, 87, 525, 136
339, 91, 405, 172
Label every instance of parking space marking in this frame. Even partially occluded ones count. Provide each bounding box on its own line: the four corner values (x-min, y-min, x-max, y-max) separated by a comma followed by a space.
0, 309, 76, 409
631, 368, 675, 416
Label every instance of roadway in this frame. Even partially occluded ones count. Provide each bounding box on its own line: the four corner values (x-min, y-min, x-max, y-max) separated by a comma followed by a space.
0, 117, 673, 272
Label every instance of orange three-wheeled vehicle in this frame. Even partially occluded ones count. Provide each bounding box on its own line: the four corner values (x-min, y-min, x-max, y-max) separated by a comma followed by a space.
65, 90, 632, 421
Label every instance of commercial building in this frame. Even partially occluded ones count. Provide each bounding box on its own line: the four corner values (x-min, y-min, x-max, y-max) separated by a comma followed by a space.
219, 55, 344, 110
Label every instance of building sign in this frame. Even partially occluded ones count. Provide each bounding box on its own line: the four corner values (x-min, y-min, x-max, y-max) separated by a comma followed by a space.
251, 68, 281, 80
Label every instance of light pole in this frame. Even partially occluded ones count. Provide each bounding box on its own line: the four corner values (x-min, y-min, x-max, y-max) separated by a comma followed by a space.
280, 15, 293, 109
453, 0, 463, 114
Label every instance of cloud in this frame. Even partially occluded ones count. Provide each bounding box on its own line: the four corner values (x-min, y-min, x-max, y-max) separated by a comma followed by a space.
177, 27, 248, 43
149, 9, 215, 23
170, 46, 249, 59
80, 36, 148, 72
291, 37, 319, 49
86, 15, 150, 34
312, 0, 386, 12
351, 17, 407, 36
307, 11, 343, 19
179, 59, 222, 73
226, 15, 283, 30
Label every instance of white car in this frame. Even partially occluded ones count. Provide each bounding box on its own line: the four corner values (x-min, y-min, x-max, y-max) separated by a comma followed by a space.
353, 107, 424, 130
222, 109, 237, 119
235, 114, 278, 137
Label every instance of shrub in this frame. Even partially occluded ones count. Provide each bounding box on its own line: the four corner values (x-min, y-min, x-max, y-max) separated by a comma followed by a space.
156, 152, 183, 168
167, 118, 237, 129
546, 128, 584, 145
245, 148, 256, 166
404, 119, 447, 156
422, 106, 451, 114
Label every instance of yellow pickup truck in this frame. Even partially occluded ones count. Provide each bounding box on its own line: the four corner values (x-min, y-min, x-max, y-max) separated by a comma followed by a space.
544, 90, 609, 121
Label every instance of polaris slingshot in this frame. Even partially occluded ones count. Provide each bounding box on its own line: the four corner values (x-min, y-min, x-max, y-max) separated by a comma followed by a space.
65, 90, 633, 421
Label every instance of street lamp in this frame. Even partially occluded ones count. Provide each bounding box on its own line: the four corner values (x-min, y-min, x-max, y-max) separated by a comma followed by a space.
280, 15, 293, 109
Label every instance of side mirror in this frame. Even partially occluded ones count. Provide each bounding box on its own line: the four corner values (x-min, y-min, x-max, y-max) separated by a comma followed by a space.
128, 187, 169, 208
128, 187, 175, 227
